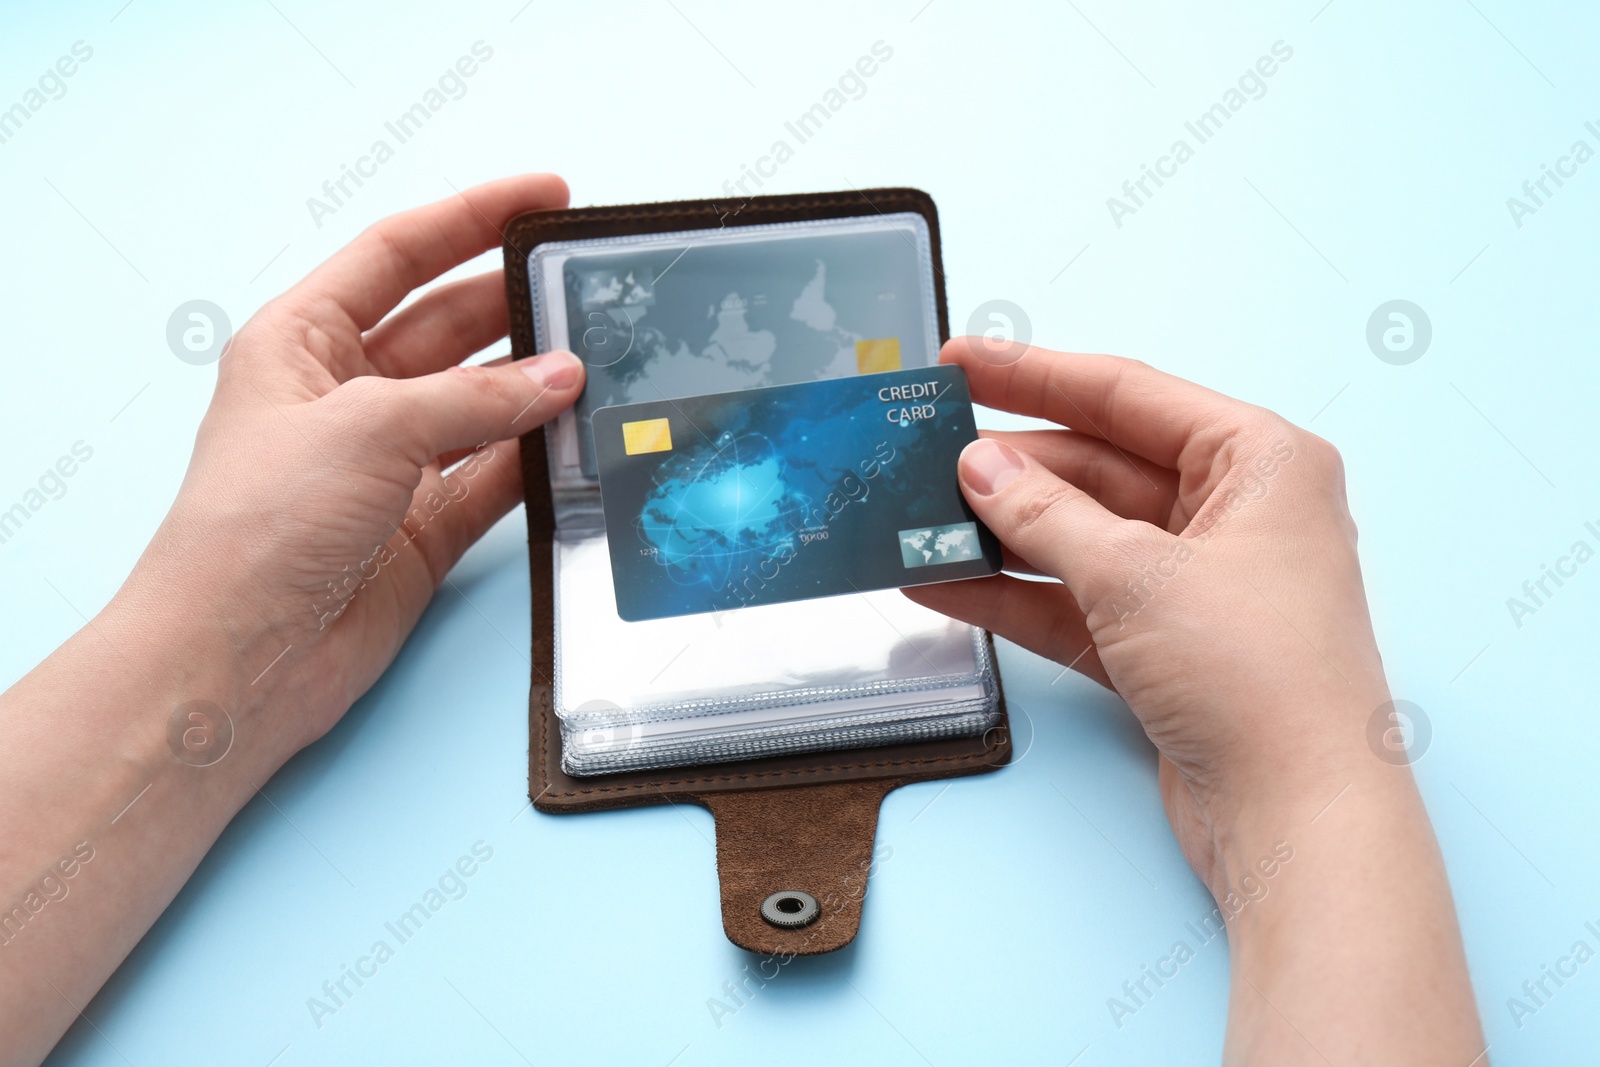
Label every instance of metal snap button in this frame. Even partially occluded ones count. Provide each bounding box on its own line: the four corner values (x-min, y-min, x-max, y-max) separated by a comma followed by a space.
760, 890, 820, 929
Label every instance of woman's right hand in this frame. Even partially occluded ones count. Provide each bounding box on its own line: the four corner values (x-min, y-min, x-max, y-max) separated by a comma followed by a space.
906, 337, 1387, 886
906, 337, 1484, 1064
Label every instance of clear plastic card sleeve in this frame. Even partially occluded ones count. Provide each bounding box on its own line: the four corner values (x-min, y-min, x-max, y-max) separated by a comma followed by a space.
524, 213, 1000, 775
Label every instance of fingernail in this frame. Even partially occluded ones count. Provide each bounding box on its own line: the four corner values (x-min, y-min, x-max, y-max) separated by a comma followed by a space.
521, 351, 582, 390
960, 438, 1025, 496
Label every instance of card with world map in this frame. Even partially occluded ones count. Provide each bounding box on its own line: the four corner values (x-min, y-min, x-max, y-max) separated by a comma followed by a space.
530, 214, 941, 481
591, 365, 1001, 621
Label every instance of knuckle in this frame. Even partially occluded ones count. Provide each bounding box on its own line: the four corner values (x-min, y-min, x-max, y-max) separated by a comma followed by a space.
1293, 430, 1358, 537
1074, 453, 1107, 504
366, 224, 427, 286
1102, 522, 1156, 559
335, 372, 391, 412
1107, 354, 1154, 390
1272, 423, 1345, 486
1081, 534, 1157, 613
449, 363, 520, 409
442, 290, 486, 341
324, 374, 408, 455
1302, 430, 1344, 474
329, 375, 398, 436
1090, 356, 1139, 421
1236, 407, 1290, 446
1006, 480, 1080, 539
1007, 339, 1059, 368
245, 299, 309, 352
1087, 355, 1155, 435
1221, 410, 1298, 469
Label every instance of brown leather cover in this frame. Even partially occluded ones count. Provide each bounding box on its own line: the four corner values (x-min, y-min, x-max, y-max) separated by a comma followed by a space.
503, 188, 1010, 955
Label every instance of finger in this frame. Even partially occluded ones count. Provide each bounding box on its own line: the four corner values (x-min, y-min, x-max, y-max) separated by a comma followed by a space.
985, 428, 1179, 529
363, 271, 509, 379
957, 437, 1153, 604
295, 174, 568, 331
437, 443, 490, 471
348, 351, 583, 467
944, 336, 1259, 469
1002, 547, 1044, 576
902, 575, 1110, 689
394, 442, 527, 587
439, 443, 526, 554
432, 361, 517, 468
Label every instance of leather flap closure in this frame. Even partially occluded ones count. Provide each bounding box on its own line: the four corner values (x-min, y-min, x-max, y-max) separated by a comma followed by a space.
699, 780, 899, 956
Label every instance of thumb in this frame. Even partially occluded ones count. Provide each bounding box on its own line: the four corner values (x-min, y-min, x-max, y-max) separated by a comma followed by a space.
958, 437, 1131, 604
364, 351, 585, 464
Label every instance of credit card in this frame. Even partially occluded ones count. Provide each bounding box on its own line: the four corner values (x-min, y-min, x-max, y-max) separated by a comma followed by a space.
592, 365, 1001, 621
535, 213, 940, 479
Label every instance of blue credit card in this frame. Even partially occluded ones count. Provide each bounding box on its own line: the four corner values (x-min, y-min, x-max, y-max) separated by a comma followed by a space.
591, 365, 1002, 621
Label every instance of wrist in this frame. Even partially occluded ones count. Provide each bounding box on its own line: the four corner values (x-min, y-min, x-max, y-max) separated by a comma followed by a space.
98, 568, 304, 791
1199, 738, 1427, 907
1207, 760, 1430, 945
0, 582, 294, 911
1181, 685, 1402, 869
1210, 766, 1483, 1062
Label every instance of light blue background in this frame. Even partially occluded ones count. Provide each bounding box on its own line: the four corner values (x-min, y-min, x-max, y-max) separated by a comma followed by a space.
2, 1, 1597, 1064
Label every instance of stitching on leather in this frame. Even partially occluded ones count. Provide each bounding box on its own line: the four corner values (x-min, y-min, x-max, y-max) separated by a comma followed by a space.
507, 192, 918, 240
